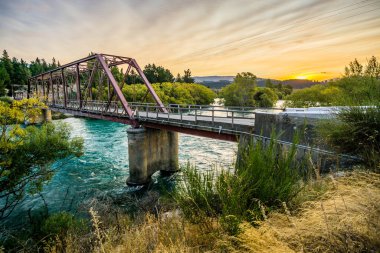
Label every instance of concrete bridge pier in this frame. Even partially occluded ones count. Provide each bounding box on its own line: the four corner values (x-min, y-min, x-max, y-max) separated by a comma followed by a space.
126, 127, 179, 185
41, 108, 52, 123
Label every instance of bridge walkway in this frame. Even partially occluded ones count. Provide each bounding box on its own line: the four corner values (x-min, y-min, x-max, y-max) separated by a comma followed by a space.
48, 100, 277, 141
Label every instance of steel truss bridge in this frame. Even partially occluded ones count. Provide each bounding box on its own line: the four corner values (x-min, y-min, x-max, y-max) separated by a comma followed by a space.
28, 53, 269, 141
27, 54, 359, 182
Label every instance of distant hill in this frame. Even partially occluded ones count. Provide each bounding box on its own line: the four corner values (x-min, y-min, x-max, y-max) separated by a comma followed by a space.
194, 76, 234, 82
194, 76, 320, 90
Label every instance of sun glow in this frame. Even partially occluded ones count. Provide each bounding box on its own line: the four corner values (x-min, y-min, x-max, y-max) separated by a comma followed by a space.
295, 75, 307, 80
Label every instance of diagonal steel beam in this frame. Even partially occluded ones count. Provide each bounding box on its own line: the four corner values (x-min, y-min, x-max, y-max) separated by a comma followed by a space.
97, 54, 134, 119
105, 64, 132, 110
83, 60, 98, 106
131, 59, 168, 113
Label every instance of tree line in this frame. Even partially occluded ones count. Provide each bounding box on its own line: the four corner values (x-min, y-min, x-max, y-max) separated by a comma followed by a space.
286, 56, 380, 107
0, 50, 61, 96
0, 50, 197, 97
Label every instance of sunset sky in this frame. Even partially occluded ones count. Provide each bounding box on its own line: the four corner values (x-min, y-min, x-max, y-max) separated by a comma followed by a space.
0, 0, 379, 81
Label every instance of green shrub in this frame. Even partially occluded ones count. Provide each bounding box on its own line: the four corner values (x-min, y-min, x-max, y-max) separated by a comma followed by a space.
253, 88, 278, 107
175, 134, 308, 232
174, 166, 220, 223
318, 106, 380, 170
0, 96, 13, 104
42, 212, 86, 238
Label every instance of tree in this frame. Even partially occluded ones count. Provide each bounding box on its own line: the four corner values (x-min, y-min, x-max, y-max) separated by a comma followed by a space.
176, 73, 183, 83
345, 58, 363, 77
182, 69, 194, 83
125, 69, 143, 84
1, 50, 13, 94
265, 79, 274, 88
29, 57, 44, 76
234, 72, 256, 89
0, 64, 10, 96
253, 88, 278, 107
365, 56, 380, 79
0, 99, 83, 219
220, 72, 257, 107
143, 64, 174, 83
50, 57, 57, 70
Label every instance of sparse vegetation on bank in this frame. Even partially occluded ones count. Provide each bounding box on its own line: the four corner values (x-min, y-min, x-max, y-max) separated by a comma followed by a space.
318, 105, 380, 171
2, 121, 379, 252
174, 135, 307, 234
2, 168, 377, 252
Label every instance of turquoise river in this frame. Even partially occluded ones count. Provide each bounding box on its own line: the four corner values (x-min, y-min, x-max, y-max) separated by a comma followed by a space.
6, 117, 237, 224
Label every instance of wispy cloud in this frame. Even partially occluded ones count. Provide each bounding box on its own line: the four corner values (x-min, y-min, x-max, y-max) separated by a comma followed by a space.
0, 0, 379, 80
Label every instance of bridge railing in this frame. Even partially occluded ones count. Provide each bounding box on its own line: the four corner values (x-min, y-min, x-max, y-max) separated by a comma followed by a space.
130, 103, 262, 126
48, 100, 129, 116
47, 100, 285, 129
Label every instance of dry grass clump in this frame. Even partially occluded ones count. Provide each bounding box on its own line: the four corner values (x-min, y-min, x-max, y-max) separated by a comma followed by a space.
44, 211, 229, 253
238, 170, 380, 253
43, 170, 379, 253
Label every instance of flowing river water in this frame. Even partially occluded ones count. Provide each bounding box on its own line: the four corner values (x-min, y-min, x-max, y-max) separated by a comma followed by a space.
6, 117, 237, 224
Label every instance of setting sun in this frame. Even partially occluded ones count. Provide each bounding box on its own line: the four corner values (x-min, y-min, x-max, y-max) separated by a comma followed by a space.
295, 75, 307, 80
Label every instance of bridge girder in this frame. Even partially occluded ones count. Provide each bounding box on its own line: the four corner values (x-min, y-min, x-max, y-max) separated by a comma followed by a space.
28, 53, 167, 126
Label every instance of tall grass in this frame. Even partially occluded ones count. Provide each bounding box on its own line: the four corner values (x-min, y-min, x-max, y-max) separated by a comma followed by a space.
318, 105, 380, 171
175, 134, 309, 233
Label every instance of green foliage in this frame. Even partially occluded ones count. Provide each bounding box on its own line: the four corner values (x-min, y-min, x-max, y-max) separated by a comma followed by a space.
220, 72, 278, 107
286, 84, 345, 107
253, 88, 278, 107
265, 80, 293, 99
0, 99, 83, 219
234, 72, 257, 89
364, 56, 380, 78
175, 134, 306, 234
318, 106, 380, 170
182, 69, 194, 83
0, 49, 57, 96
0, 64, 10, 96
143, 64, 174, 83
122, 82, 216, 105
0, 97, 13, 104
287, 57, 380, 107
42, 212, 86, 238
220, 72, 257, 107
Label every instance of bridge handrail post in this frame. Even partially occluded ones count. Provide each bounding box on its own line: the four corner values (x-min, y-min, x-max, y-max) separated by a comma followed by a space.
156, 107, 159, 119
195, 109, 197, 123
146, 105, 149, 118
212, 109, 214, 126
180, 108, 183, 122
232, 111, 234, 127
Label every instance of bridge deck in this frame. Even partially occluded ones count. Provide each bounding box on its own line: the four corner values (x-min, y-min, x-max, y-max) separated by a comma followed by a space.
49, 101, 262, 141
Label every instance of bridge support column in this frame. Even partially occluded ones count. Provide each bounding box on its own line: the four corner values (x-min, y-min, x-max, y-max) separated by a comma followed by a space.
41, 108, 52, 122
126, 127, 179, 185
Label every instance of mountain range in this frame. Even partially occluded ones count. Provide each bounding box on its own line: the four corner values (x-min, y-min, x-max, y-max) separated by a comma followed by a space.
194, 76, 322, 90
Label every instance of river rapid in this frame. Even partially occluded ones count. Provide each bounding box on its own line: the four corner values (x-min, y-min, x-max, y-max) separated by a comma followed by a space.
5, 117, 237, 224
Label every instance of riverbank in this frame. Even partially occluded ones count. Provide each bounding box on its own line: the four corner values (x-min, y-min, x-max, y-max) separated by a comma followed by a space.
25, 169, 379, 253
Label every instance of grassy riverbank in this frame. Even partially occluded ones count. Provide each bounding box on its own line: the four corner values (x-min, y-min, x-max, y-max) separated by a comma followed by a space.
1, 105, 379, 252
20, 169, 377, 253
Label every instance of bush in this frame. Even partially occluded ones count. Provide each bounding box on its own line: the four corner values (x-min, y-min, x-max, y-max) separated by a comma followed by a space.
285, 84, 345, 107
175, 134, 308, 234
253, 88, 278, 107
318, 106, 380, 170
0, 96, 13, 104
42, 212, 86, 238
121, 82, 216, 105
